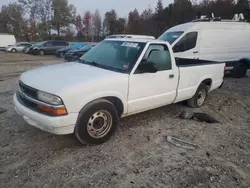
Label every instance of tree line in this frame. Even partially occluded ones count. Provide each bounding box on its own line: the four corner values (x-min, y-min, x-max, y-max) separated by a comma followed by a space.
0, 0, 249, 42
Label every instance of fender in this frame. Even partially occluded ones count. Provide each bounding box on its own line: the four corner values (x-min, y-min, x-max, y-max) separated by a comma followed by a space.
64, 90, 127, 114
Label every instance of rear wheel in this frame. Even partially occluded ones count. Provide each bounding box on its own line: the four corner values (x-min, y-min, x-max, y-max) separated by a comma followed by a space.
74, 99, 119, 145
187, 83, 208, 108
231, 63, 248, 78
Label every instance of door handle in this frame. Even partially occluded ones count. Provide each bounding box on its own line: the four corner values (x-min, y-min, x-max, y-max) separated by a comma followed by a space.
169, 74, 174, 79
193, 51, 198, 54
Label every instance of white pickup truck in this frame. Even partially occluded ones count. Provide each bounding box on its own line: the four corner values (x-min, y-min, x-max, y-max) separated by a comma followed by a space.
14, 38, 225, 145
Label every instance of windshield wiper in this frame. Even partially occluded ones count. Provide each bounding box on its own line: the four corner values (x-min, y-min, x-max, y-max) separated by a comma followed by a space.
78, 59, 124, 73
82, 60, 116, 71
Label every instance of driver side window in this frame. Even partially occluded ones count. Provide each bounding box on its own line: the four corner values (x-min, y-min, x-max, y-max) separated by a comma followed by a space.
135, 44, 172, 74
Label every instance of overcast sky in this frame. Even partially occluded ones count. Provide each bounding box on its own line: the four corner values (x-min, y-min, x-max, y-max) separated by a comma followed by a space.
1, 0, 172, 17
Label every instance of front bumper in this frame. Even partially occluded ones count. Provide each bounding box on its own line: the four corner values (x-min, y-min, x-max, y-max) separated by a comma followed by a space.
219, 81, 224, 89
13, 93, 78, 135
5, 48, 12, 52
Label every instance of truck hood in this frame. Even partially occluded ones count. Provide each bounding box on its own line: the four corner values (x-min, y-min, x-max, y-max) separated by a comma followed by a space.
20, 62, 128, 95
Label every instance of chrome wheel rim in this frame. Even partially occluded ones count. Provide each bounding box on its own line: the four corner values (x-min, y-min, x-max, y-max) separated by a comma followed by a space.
197, 89, 206, 106
87, 110, 112, 138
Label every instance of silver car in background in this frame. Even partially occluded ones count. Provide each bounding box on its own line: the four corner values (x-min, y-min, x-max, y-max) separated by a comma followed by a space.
5, 42, 32, 53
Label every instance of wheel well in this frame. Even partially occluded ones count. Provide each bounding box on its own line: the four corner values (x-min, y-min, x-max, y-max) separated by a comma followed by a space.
103, 97, 124, 117
239, 59, 249, 69
201, 79, 212, 89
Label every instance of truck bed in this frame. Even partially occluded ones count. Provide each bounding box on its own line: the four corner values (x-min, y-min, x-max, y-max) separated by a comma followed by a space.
174, 58, 225, 103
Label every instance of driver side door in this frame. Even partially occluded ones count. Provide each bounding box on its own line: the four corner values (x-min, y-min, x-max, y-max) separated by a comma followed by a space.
127, 43, 178, 114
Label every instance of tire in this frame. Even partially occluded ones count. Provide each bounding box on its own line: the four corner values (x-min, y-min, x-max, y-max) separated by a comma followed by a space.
39, 50, 45, 56
231, 63, 248, 78
59, 52, 64, 58
74, 99, 119, 145
11, 48, 17, 53
187, 83, 208, 108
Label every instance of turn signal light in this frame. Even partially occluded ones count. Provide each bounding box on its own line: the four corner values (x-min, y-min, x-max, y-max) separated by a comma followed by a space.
37, 105, 67, 116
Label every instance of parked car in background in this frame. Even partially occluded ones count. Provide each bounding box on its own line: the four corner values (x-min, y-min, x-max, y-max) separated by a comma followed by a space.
158, 17, 250, 78
106, 34, 155, 39
25, 43, 39, 54
5, 42, 33, 53
64, 45, 92, 62
30, 40, 69, 55
56, 42, 86, 58
0, 34, 16, 50
22, 42, 36, 53
14, 38, 225, 145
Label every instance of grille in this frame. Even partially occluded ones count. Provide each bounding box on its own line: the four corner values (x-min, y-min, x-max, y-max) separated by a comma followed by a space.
19, 81, 37, 99
17, 91, 57, 116
17, 92, 37, 109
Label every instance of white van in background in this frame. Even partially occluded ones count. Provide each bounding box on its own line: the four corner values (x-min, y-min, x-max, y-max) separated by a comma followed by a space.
158, 19, 250, 78
0, 34, 16, 50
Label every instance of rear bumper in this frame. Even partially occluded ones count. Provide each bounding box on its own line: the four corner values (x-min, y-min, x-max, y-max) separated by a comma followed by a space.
13, 93, 78, 135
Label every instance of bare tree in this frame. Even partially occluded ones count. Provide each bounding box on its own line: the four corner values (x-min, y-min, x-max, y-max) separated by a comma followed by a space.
92, 9, 102, 38
82, 11, 92, 37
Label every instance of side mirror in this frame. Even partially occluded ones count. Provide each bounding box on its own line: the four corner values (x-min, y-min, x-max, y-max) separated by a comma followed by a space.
137, 61, 158, 73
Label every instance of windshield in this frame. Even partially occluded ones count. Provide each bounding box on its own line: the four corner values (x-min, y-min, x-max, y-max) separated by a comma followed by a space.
79, 40, 146, 73
35, 41, 46, 46
158, 31, 184, 44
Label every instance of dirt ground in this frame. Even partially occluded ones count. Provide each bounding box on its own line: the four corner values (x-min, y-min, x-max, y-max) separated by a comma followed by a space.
0, 53, 250, 188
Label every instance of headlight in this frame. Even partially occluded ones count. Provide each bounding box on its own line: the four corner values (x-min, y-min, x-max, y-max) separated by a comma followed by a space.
33, 47, 37, 50
37, 91, 62, 105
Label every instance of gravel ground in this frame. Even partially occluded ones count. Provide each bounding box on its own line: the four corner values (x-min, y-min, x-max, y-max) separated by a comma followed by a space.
0, 53, 250, 188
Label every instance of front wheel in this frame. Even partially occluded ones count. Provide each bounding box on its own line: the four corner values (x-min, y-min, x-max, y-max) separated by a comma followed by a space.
187, 83, 208, 108
39, 50, 45, 55
74, 99, 119, 145
11, 48, 17, 53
